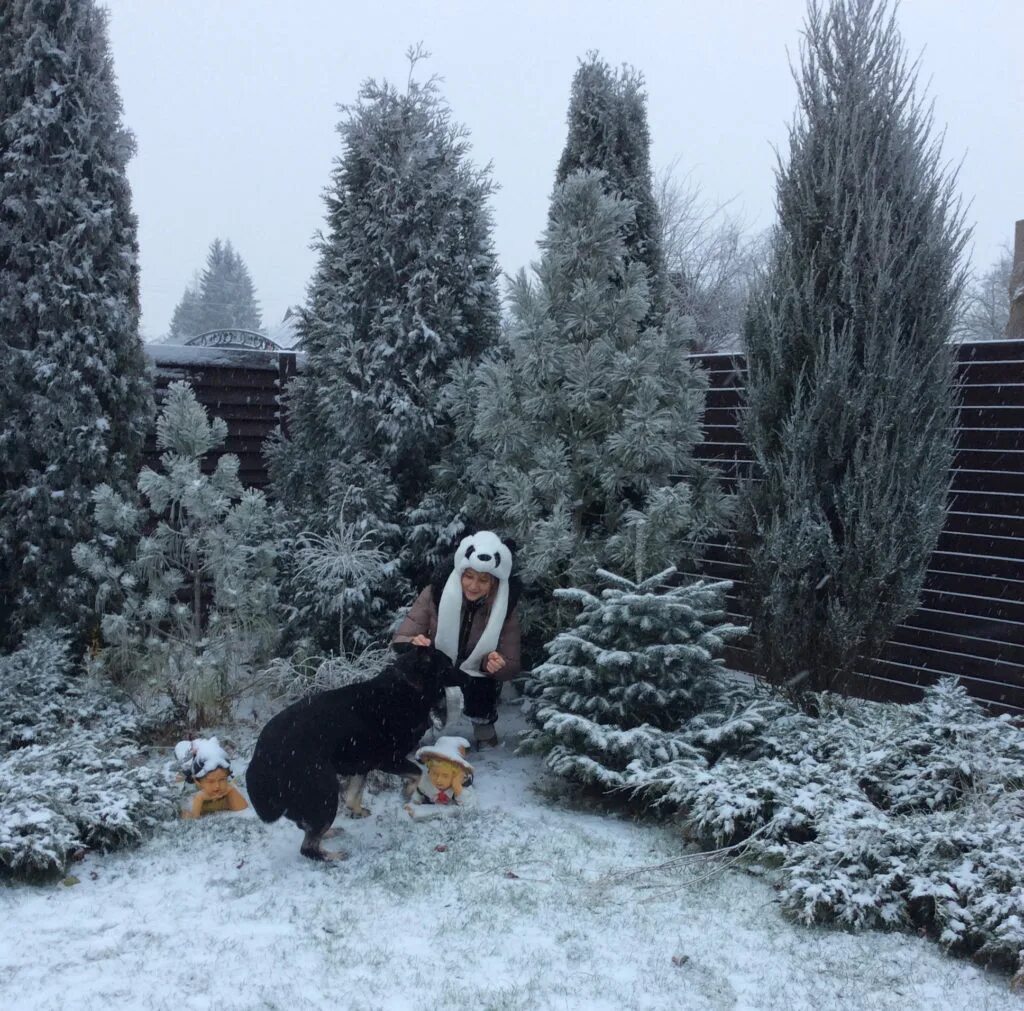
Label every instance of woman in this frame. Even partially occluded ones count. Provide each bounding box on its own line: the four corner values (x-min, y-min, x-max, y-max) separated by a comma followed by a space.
394, 530, 521, 749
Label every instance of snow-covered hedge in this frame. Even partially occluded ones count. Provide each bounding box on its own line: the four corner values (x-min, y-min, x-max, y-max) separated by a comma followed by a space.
0, 632, 178, 881
627, 680, 1024, 974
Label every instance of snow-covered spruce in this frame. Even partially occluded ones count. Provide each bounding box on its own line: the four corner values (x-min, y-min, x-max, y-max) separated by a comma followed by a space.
0, 632, 177, 881
629, 680, 1024, 974
73, 382, 280, 725
167, 237, 262, 341
521, 568, 764, 791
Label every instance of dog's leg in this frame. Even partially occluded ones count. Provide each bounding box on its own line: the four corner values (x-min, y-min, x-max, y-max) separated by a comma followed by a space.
342, 774, 371, 817
401, 773, 420, 801
294, 766, 347, 861
300, 828, 349, 862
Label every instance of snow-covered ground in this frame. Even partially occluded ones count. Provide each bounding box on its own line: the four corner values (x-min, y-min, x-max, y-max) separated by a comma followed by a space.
0, 700, 1017, 1011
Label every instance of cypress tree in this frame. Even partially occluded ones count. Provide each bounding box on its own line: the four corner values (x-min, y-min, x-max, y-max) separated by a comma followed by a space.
740, 0, 967, 695
0, 0, 152, 645
268, 53, 501, 648
556, 54, 667, 322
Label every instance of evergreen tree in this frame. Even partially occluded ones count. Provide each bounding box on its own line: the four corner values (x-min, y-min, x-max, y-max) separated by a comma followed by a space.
739, 0, 967, 695
165, 271, 203, 342
443, 171, 722, 639
73, 382, 280, 724
0, 0, 153, 646
268, 52, 501, 648
522, 568, 749, 790
556, 54, 667, 321
167, 239, 262, 340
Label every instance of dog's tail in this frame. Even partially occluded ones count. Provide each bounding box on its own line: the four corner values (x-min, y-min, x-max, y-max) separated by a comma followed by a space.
243, 741, 285, 824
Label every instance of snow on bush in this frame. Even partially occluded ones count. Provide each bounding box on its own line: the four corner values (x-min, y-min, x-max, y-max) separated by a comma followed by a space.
0, 632, 177, 881
73, 381, 281, 725
627, 679, 1024, 973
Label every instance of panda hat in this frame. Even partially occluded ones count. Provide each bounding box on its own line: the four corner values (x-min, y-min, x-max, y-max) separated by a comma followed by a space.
434, 531, 513, 678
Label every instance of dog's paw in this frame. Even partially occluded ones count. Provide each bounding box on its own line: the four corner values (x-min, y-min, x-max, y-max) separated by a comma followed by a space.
301, 845, 350, 862
345, 806, 372, 819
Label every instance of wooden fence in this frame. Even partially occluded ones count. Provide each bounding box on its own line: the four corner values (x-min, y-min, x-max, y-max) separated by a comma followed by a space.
144, 345, 299, 490
691, 339, 1024, 716
143, 339, 1024, 714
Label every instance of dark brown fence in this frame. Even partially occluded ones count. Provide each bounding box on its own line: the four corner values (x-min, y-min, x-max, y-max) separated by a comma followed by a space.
691, 339, 1024, 716
143, 339, 1024, 714
144, 345, 299, 490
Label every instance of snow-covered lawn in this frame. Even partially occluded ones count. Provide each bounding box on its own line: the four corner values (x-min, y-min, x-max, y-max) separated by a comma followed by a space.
0, 702, 1017, 1011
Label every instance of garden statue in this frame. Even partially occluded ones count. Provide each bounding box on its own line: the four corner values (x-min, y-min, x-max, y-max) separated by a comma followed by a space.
175, 737, 249, 819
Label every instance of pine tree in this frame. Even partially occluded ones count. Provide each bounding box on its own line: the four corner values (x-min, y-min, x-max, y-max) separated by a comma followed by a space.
73, 382, 279, 724
443, 171, 722, 639
167, 239, 262, 340
739, 0, 967, 695
521, 568, 749, 790
0, 0, 153, 646
268, 51, 501, 648
556, 54, 667, 321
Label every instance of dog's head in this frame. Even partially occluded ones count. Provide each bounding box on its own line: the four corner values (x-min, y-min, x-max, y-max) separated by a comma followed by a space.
391, 641, 460, 701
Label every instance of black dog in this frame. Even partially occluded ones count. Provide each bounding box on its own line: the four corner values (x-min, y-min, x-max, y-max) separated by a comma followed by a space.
245, 643, 458, 861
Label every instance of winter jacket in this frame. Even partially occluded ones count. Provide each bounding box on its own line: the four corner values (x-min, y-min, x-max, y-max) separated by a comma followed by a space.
393, 572, 522, 682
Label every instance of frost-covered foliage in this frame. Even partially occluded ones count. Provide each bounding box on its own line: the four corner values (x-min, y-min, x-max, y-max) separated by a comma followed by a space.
630, 679, 1024, 973
73, 382, 280, 725
0, 631, 177, 881
739, 0, 967, 695
167, 238, 262, 341
0, 0, 152, 646
444, 173, 723, 638
556, 53, 667, 323
255, 643, 389, 704
521, 568, 761, 790
268, 50, 501, 648
290, 496, 391, 654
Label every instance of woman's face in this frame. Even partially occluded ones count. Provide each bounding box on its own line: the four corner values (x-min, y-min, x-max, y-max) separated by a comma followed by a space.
461, 567, 495, 602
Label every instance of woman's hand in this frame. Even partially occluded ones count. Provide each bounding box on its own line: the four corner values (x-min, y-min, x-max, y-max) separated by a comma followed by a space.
484, 651, 506, 675
411, 634, 431, 647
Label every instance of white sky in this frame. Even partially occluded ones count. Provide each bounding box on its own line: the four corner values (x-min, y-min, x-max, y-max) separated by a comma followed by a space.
101, 0, 1024, 339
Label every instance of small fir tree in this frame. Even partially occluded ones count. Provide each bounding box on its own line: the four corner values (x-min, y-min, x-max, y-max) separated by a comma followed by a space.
522, 568, 750, 791
443, 171, 722, 638
73, 382, 279, 725
0, 0, 153, 644
740, 0, 967, 694
556, 54, 667, 321
269, 50, 501, 646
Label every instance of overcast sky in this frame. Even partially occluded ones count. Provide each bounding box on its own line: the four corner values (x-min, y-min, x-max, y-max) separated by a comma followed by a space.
102, 0, 1023, 340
